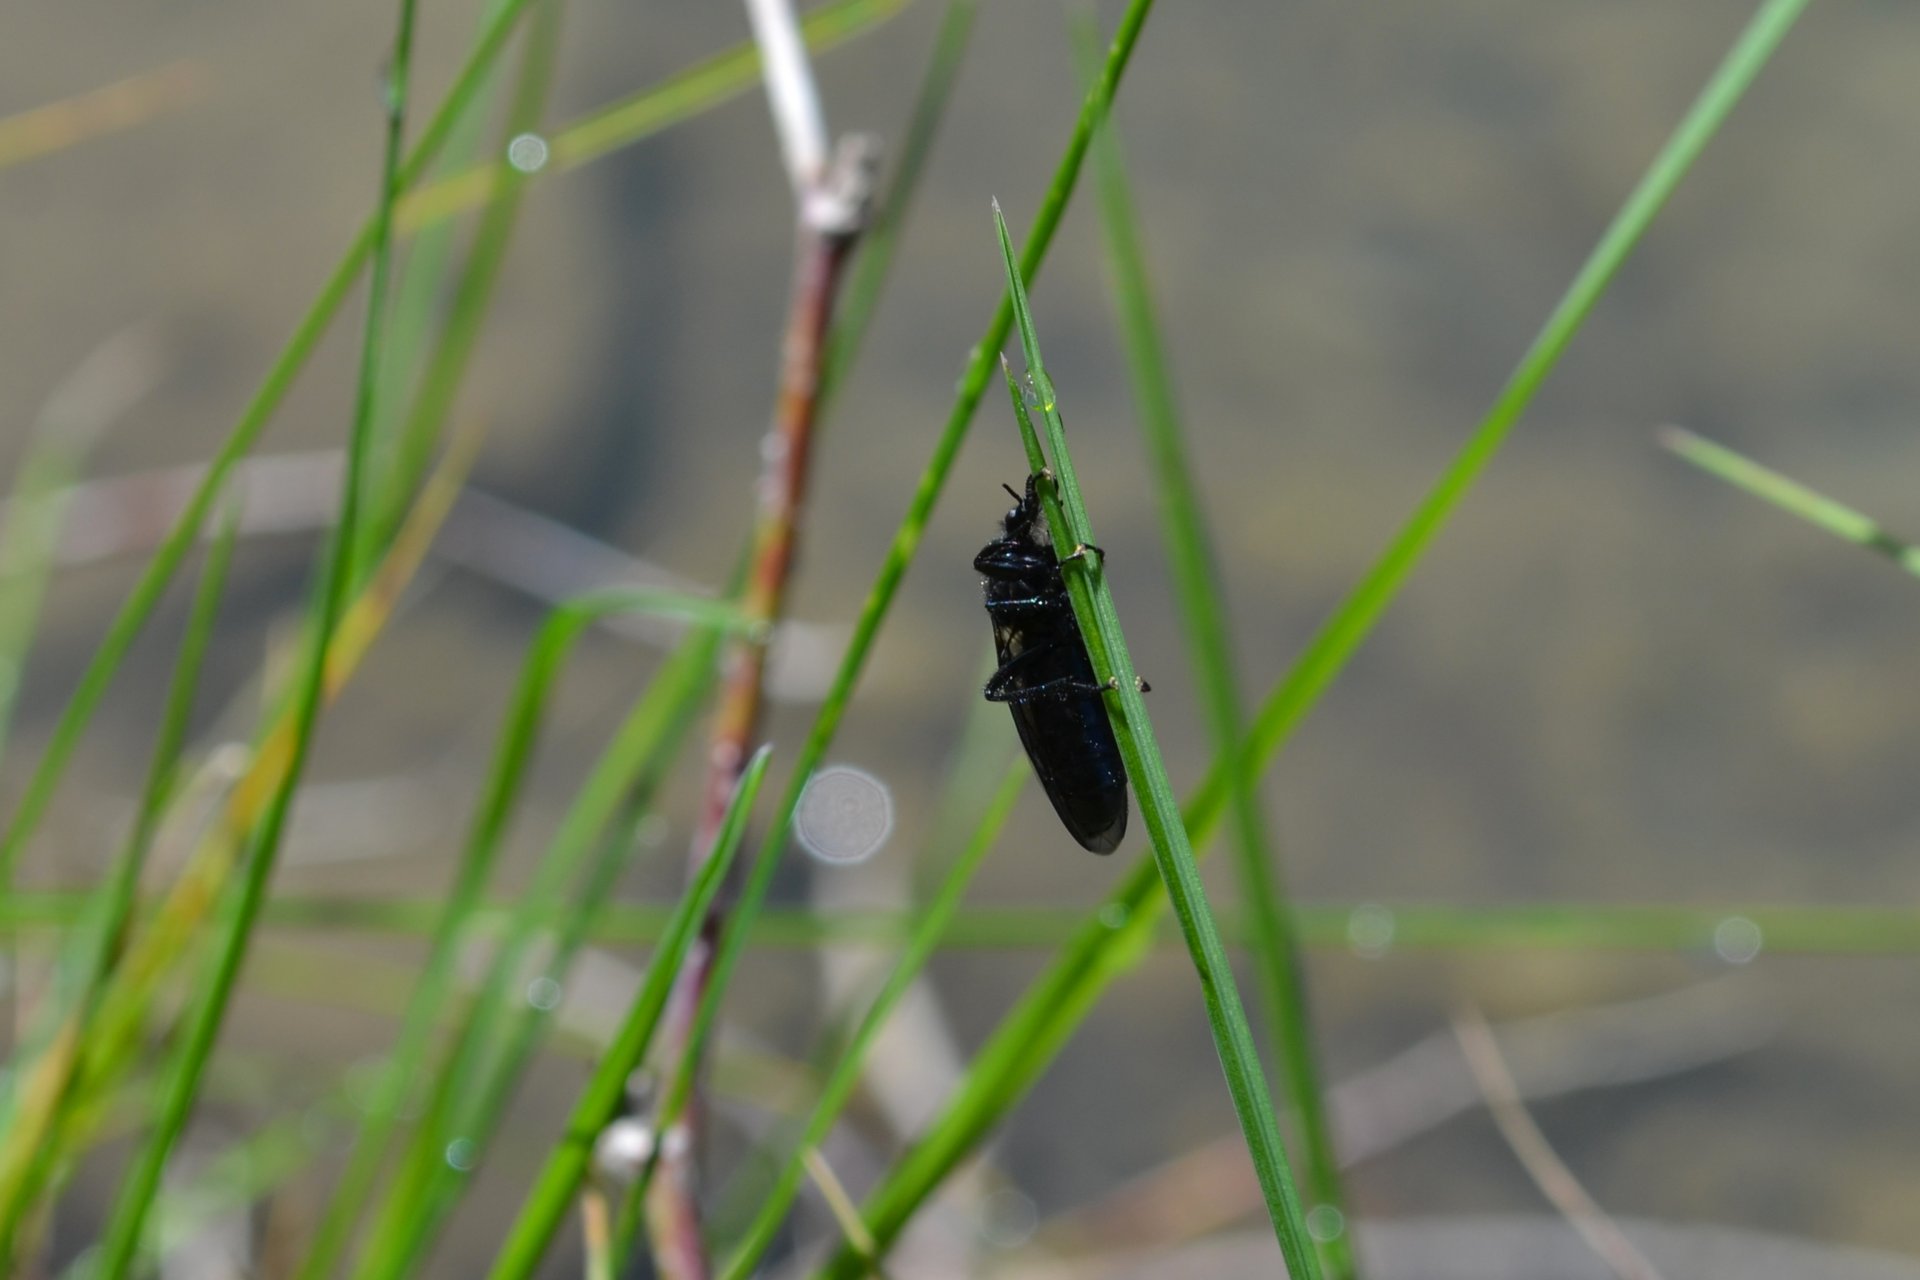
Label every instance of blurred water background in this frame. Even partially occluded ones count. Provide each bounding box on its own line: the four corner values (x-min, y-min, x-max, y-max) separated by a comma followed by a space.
5, 0, 1920, 1274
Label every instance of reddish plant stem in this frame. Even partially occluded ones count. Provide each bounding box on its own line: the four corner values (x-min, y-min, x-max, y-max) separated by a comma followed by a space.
646, 157, 868, 1279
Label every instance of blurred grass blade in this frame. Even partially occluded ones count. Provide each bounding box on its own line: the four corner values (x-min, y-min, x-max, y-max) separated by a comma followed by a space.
297, 581, 744, 1280
397, 0, 912, 231
816, 2, 1810, 1272
367, 0, 532, 472
90, 0, 424, 1270
0, 0, 540, 886
0, 386, 113, 768
1074, 22, 1354, 1272
993, 204, 1320, 1278
361, 0, 565, 574
1661, 426, 1920, 573
0, 62, 205, 171
818, 0, 976, 404
70, 391, 479, 1140
717, 758, 1023, 1280
483, 747, 773, 1280
348, 615, 727, 1280
0, 503, 239, 1262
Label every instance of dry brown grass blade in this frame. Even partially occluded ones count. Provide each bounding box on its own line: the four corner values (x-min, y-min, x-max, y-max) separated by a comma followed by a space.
802, 1146, 893, 1280
0, 61, 208, 171
1452, 1003, 1666, 1280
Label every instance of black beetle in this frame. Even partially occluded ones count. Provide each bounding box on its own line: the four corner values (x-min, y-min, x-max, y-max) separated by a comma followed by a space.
975, 474, 1128, 853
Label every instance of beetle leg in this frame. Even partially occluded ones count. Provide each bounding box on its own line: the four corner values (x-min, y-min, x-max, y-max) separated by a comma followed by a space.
987, 672, 1114, 705
975, 543, 1059, 578
984, 645, 1110, 703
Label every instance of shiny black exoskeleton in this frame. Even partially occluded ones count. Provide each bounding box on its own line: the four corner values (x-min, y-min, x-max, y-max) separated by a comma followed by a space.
975, 475, 1127, 853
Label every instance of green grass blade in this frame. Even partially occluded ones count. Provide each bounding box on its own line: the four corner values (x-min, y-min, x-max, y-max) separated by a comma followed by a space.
483, 747, 773, 1280
1661, 426, 1920, 574
817, 4, 1811, 1271
296, 583, 739, 1280
364, 0, 528, 527
1076, 31, 1354, 1269
717, 758, 1023, 1280
0, 0, 538, 887
818, 0, 976, 405
993, 204, 1320, 1277
362, 0, 565, 567
90, 1, 424, 1271
60, 1098, 347, 1280
348, 617, 726, 1280
0, 502, 240, 1261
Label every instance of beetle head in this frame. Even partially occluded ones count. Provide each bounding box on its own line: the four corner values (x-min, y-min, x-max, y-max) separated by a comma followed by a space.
1000, 475, 1047, 544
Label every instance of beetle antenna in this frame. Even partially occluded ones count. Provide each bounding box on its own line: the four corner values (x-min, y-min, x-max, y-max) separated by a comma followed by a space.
1001, 483, 1022, 504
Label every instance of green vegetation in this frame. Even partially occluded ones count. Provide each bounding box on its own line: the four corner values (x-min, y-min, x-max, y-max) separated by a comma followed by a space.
14, 1, 1899, 1278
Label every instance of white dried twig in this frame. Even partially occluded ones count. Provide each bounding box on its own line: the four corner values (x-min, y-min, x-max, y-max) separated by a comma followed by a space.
744, 0, 829, 193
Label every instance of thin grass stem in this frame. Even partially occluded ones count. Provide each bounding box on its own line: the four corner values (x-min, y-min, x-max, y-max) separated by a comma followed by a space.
993, 204, 1320, 1277
1073, 24, 1355, 1270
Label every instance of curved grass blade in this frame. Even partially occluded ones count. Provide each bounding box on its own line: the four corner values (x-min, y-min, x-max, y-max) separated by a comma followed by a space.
815, 2, 1812, 1271
994, 204, 1320, 1277
482, 746, 773, 1280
